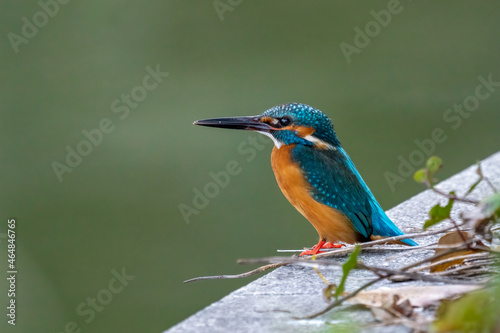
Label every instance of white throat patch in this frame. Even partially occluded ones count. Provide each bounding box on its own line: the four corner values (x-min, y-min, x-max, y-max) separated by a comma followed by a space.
257, 131, 283, 149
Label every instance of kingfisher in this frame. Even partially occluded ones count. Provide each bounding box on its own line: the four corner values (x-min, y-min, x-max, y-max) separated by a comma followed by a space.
194, 103, 417, 255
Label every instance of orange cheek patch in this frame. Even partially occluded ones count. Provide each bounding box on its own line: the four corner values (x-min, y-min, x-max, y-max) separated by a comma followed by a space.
292, 125, 315, 137
279, 124, 315, 136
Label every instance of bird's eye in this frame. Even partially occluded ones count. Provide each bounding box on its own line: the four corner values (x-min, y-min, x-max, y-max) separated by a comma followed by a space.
279, 117, 291, 127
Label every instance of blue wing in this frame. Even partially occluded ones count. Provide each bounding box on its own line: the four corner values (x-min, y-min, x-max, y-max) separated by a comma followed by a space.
291, 145, 417, 246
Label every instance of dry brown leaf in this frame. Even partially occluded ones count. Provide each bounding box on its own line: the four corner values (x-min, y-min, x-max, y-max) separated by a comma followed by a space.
347, 284, 481, 308
393, 297, 413, 317
431, 231, 482, 273
369, 295, 429, 331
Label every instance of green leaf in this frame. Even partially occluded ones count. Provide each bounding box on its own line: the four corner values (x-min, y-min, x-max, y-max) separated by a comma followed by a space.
424, 193, 455, 229
465, 178, 482, 197
413, 169, 427, 184
433, 282, 500, 332
479, 193, 500, 218
335, 245, 361, 300
426, 156, 443, 174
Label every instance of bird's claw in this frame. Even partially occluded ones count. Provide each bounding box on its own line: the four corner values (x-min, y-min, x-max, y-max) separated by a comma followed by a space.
299, 241, 344, 256
323, 242, 344, 249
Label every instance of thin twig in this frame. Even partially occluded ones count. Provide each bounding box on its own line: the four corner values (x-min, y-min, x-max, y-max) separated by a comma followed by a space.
477, 164, 498, 193
235, 232, 489, 320
279, 222, 470, 261
449, 217, 469, 245
238, 257, 480, 285
384, 243, 477, 262
296, 277, 385, 319
183, 263, 287, 283
297, 259, 480, 320
408, 252, 490, 273
313, 222, 469, 258
459, 268, 499, 277
432, 261, 495, 276
424, 169, 478, 205
357, 262, 479, 285
400, 244, 469, 271
238, 257, 339, 266
278, 244, 437, 253
430, 186, 478, 205
484, 177, 498, 193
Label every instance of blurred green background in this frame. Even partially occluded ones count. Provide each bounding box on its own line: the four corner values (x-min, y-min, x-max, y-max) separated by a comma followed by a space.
1, 1, 500, 332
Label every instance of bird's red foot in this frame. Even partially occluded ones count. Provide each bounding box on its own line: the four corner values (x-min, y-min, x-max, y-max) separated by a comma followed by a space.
323, 242, 343, 249
299, 240, 344, 256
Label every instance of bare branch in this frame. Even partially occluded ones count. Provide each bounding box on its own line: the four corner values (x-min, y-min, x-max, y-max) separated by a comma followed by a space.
313, 222, 469, 259
296, 277, 385, 319
408, 252, 491, 273
430, 186, 478, 205
183, 263, 287, 284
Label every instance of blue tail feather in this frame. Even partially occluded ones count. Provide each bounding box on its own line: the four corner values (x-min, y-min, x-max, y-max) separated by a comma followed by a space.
372, 205, 417, 246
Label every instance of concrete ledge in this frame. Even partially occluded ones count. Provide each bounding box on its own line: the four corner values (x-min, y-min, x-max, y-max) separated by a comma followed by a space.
166, 152, 500, 333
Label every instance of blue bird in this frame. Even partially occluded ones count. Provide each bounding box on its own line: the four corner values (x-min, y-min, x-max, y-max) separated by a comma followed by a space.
194, 103, 417, 255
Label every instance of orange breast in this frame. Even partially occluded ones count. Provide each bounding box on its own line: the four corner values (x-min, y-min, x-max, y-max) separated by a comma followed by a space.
271, 145, 360, 244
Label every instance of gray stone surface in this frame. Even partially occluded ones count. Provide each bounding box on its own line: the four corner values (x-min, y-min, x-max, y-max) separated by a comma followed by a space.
166, 152, 500, 333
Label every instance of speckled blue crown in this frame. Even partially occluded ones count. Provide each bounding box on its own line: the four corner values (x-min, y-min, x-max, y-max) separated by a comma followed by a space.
262, 103, 340, 147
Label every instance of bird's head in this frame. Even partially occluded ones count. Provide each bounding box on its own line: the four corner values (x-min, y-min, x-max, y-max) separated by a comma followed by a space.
194, 103, 340, 149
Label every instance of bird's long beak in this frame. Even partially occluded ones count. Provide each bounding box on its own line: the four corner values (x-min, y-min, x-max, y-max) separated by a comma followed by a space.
193, 116, 273, 132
